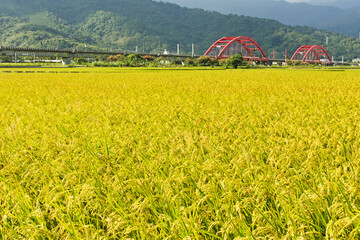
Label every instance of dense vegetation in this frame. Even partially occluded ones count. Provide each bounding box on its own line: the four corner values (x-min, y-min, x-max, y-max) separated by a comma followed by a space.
0, 0, 360, 60
1, 69, 360, 239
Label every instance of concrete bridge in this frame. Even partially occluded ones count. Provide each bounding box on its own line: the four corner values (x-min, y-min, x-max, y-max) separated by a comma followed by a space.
0, 46, 199, 64
0, 46, 289, 65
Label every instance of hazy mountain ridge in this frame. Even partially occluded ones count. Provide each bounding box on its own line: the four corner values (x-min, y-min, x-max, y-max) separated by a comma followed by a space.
0, 0, 359, 60
157, 0, 360, 38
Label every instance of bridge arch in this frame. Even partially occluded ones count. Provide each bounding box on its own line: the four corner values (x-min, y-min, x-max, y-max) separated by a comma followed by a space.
204, 36, 268, 61
291, 45, 332, 64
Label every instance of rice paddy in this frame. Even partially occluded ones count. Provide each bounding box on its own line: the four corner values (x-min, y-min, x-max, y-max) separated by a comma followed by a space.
1, 68, 360, 239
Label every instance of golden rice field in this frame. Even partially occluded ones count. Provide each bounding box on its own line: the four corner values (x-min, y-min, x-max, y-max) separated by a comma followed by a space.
1, 68, 360, 239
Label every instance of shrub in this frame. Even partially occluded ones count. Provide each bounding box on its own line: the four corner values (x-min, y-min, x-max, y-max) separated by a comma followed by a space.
287, 60, 309, 66
173, 57, 183, 65
75, 57, 88, 65
106, 55, 117, 62
114, 54, 125, 62
142, 55, 155, 62
226, 54, 244, 69
196, 56, 216, 66
185, 58, 195, 66
126, 54, 144, 67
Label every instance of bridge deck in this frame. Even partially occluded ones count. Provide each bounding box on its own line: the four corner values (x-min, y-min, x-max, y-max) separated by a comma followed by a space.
0, 46, 198, 59
0, 46, 291, 64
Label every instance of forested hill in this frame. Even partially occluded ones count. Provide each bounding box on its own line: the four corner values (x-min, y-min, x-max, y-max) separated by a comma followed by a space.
0, 0, 359, 60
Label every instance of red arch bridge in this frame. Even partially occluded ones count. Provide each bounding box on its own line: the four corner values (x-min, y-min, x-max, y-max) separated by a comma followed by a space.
290, 45, 332, 65
204, 36, 269, 62
204, 37, 332, 65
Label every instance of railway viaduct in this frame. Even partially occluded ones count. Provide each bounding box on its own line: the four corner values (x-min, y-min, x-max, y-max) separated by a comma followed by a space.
0, 38, 333, 65
0, 46, 199, 64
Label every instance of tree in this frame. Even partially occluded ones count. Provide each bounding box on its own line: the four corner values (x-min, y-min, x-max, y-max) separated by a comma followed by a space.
226, 54, 244, 69
196, 56, 216, 66
185, 58, 195, 66
126, 54, 143, 67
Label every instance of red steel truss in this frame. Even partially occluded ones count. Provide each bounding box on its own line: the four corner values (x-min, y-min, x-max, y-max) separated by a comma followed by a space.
204, 36, 268, 61
291, 45, 332, 64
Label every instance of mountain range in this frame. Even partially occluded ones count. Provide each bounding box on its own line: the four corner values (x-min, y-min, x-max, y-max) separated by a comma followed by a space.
285, 0, 359, 8
158, 0, 360, 38
0, 0, 359, 61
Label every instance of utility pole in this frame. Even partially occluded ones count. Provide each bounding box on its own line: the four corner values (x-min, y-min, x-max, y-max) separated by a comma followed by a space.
192, 43, 195, 57
135, 46, 138, 53
143, 41, 145, 53
326, 36, 329, 46
177, 43, 180, 55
